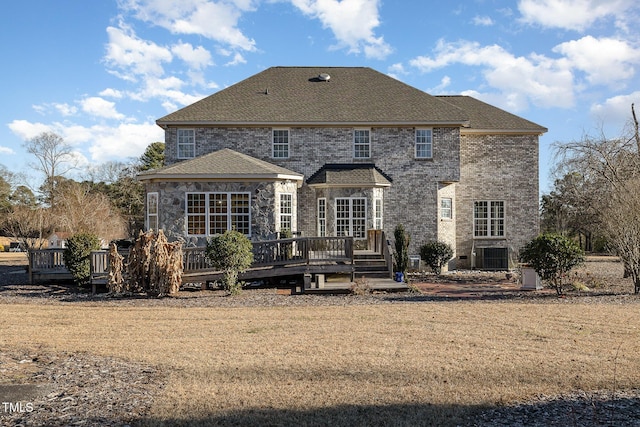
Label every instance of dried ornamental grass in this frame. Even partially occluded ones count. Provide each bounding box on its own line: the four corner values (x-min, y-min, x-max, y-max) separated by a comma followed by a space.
107, 242, 125, 293
125, 230, 183, 296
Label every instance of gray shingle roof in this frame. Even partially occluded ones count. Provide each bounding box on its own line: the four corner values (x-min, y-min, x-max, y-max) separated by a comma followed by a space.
306, 164, 392, 187
157, 67, 470, 126
138, 148, 303, 181
436, 96, 547, 133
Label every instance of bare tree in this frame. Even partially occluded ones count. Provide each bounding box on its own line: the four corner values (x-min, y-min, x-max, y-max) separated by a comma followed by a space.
601, 178, 640, 293
24, 132, 77, 206
52, 180, 126, 243
553, 105, 640, 293
1, 205, 53, 250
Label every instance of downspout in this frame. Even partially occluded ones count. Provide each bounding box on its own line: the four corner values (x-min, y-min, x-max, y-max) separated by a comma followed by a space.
471, 240, 476, 269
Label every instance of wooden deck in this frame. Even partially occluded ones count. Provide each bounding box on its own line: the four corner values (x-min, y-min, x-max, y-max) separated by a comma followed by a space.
26, 235, 402, 293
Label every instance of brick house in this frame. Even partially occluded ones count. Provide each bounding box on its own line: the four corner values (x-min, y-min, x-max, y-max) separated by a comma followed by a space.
138, 66, 546, 270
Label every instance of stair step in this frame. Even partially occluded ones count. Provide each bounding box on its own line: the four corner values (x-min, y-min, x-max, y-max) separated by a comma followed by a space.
355, 266, 388, 271
354, 253, 385, 260
354, 271, 391, 279
354, 259, 387, 265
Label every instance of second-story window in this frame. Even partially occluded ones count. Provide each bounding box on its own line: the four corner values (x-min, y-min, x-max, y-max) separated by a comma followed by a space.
354, 129, 370, 158
177, 129, 195, 159
273, 129, 289, 158
415, 128, 433, 159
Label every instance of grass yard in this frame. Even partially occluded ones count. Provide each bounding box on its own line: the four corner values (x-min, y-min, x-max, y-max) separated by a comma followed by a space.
1, 299, 640, 426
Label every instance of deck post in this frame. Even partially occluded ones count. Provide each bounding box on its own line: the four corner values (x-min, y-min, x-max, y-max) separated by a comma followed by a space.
28, 250, 33, 285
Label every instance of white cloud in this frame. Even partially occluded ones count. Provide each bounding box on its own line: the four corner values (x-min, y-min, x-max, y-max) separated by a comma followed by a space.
105, 24, 173, 80
8, 120, 53, 140
99, 88, 124, 99
472, 16, 494, 26
224, 52, 246, 66
553, 36, 640, 86
0, 146, 15, 155
87, 122, 165, 162
428, 76, 452, 94
120, 0, 257, 51
518, 0, 637, 32
409, 39, 575, 110
9, 119, 165, 164
55, 103, 78, 116
290, 0, 392, 59
171, 42, 213, 69
80, 97, 125, 120
590, 91, 640, 124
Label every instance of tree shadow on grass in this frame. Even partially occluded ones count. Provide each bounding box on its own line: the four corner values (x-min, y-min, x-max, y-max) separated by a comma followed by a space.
132, 395, 640, 427
135, 402, 483, 427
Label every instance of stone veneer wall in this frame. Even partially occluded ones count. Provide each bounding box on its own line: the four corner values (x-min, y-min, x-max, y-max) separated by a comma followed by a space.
455, 133, 540, 269
163, 126, 461, 254
145, 180, 296, 246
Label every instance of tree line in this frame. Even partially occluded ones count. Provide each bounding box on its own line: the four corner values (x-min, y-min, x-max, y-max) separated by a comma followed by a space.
0, 132, 165, 250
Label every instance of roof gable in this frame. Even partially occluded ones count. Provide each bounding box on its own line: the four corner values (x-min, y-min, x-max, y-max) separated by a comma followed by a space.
307, 163, 392, 187
157, 67, 470, 126
138, 148, 303, 182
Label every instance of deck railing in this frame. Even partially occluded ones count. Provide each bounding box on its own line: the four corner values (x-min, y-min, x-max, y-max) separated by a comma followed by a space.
29, 248, 66, 271
183, 236, 354, 272
28, 236, 356, 282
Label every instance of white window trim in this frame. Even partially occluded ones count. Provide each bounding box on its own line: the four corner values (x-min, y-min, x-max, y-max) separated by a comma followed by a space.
279, 193, 293, 232
440, 197, 453, 220
335, 197, 367, 239
185, 192, 252, 237
272, 128, 290, 159
177, 129, 196, 159
415, 128, 433, 159
374, 198, 383, 230
317, 198, 327, 237
473, 200, 505, 238
353, 128, 371, 159
147, 192, 159, 231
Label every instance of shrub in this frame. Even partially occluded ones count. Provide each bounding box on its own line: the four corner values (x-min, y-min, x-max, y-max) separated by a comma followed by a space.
394, 224, 410, 275
206, 230, 254, 295
63, 232, 101, 287
519, 233, 585, 295
420, 241, 454, 275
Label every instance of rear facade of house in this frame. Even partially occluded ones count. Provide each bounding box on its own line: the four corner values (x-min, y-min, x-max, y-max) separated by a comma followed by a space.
139, 67, 546, 270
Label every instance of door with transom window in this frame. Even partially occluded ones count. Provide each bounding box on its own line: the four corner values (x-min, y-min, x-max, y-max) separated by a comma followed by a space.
335, 197, 367, 239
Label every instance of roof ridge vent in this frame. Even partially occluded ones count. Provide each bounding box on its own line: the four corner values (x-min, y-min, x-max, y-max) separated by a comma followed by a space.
318, 73, 330, 82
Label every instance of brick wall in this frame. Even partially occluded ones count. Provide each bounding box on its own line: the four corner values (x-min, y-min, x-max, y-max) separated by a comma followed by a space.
160, 125, 539, 268
455, 133, 540, 269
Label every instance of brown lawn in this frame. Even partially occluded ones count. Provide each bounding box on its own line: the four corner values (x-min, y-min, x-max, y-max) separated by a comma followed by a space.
1, 298, 640, 425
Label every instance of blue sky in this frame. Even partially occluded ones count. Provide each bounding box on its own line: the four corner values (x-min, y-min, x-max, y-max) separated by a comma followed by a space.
2, 0, 639, 194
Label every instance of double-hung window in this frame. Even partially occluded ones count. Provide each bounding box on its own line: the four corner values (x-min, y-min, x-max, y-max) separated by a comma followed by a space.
474, 201, 504, 237
177, 129, 195, 159
336, 197, 367, 239
186, 192, 251, 236
353, 129, 370, 158
147, 192, 159, 231
273, 129, 289, 158
415, 128, 433, 159
441, 198, 452, 220
279, 193, 292, 232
